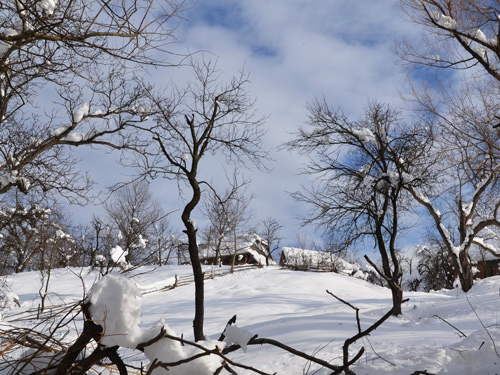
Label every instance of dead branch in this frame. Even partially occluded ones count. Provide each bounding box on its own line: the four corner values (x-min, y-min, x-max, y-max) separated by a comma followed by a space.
466, 294, 500, 358
432, 315, 467, 338
218, 314, 237, 341
327, 289, 407, 374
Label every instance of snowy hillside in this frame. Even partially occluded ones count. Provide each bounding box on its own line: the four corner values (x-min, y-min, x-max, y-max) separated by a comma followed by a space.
2, 265, 500, 374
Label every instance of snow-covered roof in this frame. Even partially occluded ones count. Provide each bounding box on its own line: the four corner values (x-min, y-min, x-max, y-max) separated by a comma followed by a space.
199, 233, 274, 266
280, 247, 375, 280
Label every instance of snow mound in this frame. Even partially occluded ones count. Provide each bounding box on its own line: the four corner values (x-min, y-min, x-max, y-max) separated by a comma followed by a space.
224, 324, 253, 352
142, 323, 224, 375
88, 273, 142, 348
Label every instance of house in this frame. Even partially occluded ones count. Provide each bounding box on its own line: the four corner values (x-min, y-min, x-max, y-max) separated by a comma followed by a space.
469, 244, 500, 279
199, 233, 275, 266
279, 247, 377, 281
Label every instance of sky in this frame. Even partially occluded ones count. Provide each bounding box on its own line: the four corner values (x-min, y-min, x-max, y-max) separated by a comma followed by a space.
75, 0, 425, 251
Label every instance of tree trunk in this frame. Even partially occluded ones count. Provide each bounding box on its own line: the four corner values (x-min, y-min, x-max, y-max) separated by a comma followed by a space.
185, 224, 204, 341
459, 250, 474, 293
388, 282, 403, 316
182, 175, 204, 341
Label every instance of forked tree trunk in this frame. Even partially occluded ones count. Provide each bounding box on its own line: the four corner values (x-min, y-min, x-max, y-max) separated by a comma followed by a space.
388, 282, 403, 316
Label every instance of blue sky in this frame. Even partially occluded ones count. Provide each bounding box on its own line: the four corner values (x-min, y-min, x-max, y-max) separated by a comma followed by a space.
77, 0, 428, 252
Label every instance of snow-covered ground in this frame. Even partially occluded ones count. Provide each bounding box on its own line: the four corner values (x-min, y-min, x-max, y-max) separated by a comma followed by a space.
2, 265, 500, 374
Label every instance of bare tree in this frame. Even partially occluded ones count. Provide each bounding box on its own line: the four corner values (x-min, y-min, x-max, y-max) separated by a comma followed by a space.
0, 0, 183, 201
285, 101, 435, 315
201, 176, 241, 267
132, 60, 268, 340
396, 80, 500, 292
399, 0, 500, 85
416, 239, 457, 291
201, 175, 253, 268
397, 1, 500, 292
150, 219, 178, 266
105, 180, 169, 265
0, 191, 76, 275
257, 217, 283, 266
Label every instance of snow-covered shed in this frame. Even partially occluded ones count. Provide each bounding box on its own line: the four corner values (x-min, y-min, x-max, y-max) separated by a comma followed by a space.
199, 234, 274, 266
469, 244, 500, 279
279, 247, 376, 281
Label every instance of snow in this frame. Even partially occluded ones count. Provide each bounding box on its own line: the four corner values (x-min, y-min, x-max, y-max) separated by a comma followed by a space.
3, 28, 19, 37
223, 324, 253, 352
110, 245, 128, 266
352, 127, 376, 144
141, 323, 224, 375
65, 131, 85, 142
73, 102, 89, 123
438, 15, 457, 30
94, 254, 106, 264
137, 234, 148, 248
4, 266, 500, 374
37, 0, 58, 16
54, 126, 69, 136
88, 273, 143, 348
0, 288, 20, 311
475, 29, 487, 43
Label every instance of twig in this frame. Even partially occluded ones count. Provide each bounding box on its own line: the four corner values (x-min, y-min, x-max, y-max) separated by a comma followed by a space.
153, 334, 275, 375
218, 314, 237, 341
326, 290, 406, 375
222, 336, 342, 373
326, 290, 361, 332
466, 294, 500, 358
364, 336, 396, 367
432, 315, 467, 338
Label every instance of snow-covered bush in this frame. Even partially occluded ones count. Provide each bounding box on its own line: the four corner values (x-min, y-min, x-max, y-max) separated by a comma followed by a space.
88, 273, 142, 348
86, 273, 224, 374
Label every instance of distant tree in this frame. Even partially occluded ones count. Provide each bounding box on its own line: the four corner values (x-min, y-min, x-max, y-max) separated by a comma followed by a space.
258, 217, 283, 266
0, 191, 76, 275
105, 180, 169, 265
416, 239, 457, 292
201, 173, 254, 271
132, 60, 268, 340
150, 220, 178, 266
285, 101, 435, 315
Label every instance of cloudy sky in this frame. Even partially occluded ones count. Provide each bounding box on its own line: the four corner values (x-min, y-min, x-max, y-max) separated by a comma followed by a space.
80, 0, 425, 250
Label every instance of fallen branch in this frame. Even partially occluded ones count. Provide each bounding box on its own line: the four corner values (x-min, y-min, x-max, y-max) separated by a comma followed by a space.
327, 289, 405, 375
432, 315, 467, 338
466, 294, 500, 358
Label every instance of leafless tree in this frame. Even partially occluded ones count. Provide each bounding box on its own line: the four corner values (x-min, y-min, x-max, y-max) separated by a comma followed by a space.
416, 239, 457, 292
131, 60, 268, 341
0, 191, 76, 275
150, 219, 178, 266
285, 101, 436, 315
105, 180, 169, 265
399, 0, 500, 84
397, 0, 500, 292
0, 0, 183, 201
396, 80, 500, 292
257, 217, 283, 266
201, 174, 253, 268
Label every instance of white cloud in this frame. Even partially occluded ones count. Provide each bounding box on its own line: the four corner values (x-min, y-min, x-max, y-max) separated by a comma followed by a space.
75, 0, 422, 248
